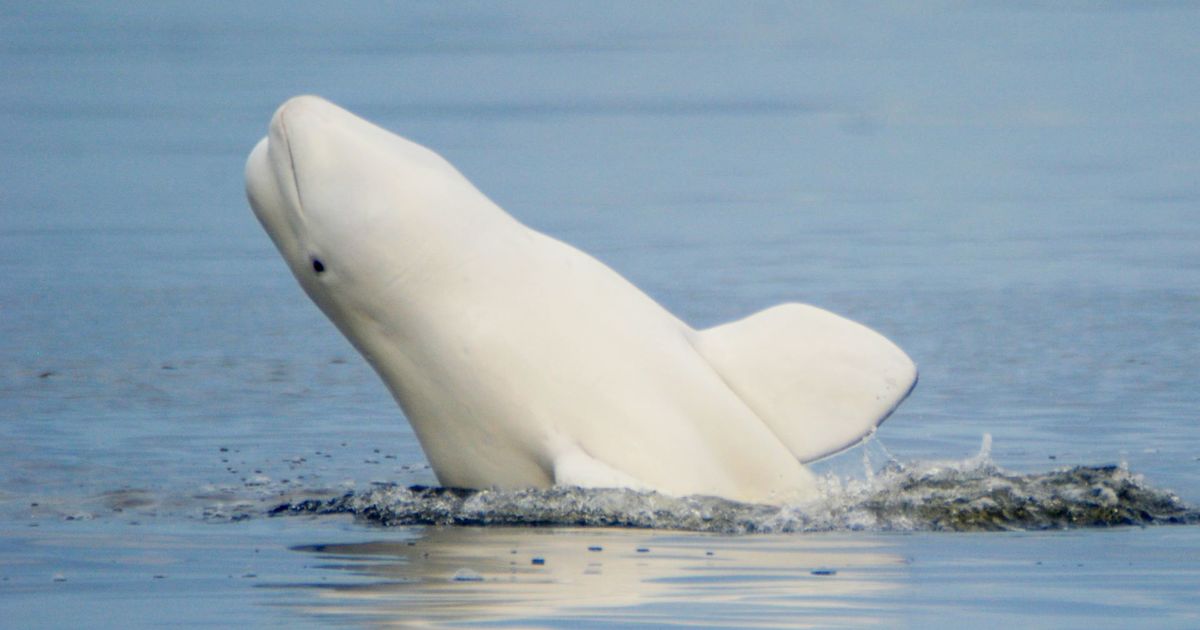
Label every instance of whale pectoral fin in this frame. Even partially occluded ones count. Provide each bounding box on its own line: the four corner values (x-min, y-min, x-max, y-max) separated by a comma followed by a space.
553, 446, 650, 492
695, 303, 917, 463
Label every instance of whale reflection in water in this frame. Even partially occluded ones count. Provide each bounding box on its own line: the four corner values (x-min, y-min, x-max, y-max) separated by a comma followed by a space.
281, 526, 904, 627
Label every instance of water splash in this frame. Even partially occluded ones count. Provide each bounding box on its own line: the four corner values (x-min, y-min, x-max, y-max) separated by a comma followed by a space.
270, 441, 1198, 533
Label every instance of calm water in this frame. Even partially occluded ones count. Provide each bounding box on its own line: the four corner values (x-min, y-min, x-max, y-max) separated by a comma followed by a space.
2, 2, 1199, 627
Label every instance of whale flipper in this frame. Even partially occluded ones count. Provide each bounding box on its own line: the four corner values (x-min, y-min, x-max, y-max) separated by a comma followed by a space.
695, 303, 918, 463
553, 446, 651, 492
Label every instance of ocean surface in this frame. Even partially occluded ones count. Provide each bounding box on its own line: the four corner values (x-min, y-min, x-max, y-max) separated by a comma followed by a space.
2, 2, 1198, 627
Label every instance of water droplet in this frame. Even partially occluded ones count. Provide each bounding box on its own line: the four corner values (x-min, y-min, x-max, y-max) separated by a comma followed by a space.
452, 568, 483, 582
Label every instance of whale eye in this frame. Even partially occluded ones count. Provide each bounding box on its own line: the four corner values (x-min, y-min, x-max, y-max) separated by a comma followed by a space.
311, 258, 325, 274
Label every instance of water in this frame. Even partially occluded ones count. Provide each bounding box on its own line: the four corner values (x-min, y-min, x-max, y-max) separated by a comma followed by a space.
2, 2, 1199, 627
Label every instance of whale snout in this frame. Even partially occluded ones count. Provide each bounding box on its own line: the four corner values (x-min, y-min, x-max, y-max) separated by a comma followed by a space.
267, 95, 340, 156
248, 95, 353, 248
260, 95, 381, 226
271, 94, 342, 129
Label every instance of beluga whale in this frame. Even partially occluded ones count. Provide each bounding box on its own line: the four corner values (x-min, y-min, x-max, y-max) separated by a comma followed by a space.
245, 95, 917, 505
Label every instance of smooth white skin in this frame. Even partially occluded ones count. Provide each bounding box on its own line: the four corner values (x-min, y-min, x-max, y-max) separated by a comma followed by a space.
246, 96, 916, 505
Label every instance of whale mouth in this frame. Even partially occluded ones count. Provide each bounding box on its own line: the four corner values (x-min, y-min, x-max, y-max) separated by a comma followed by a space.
271, 100, 310, 225
246, 98, 332, 264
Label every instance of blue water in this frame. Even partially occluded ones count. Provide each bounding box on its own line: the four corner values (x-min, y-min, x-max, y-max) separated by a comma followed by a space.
2, 2, 1199, 627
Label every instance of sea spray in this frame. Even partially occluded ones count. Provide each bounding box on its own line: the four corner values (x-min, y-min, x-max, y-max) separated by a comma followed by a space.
270, 437, 1198, 533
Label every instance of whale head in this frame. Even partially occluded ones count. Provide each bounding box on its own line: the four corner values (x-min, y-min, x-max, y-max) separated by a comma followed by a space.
244, 95, 503, 361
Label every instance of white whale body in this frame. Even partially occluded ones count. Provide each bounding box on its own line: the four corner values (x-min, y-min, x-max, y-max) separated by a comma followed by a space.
245, 95, 917, 505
